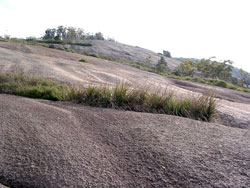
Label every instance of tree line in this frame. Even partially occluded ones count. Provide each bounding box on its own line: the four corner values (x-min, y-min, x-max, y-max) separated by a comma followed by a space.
173, 57, 250, 87
174, 58, 233, 80
42, 26, 105, 41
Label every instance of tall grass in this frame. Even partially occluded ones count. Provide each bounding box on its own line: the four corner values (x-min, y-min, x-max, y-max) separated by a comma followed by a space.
0, 73, 69, 101
0, 73, 217, 122
69, 83, 217, 121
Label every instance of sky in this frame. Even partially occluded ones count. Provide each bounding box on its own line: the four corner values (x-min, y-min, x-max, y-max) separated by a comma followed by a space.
0, 0, 250, 72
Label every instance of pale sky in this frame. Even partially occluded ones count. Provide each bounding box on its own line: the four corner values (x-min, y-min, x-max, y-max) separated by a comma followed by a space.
0, 0, 250, 72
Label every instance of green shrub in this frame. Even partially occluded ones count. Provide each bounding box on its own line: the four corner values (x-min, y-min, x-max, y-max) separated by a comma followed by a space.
215, 80, 227, 88
57, 46, 64, 50
82, 52, 100, 58
67, 41, 92, 46
79, 58, 88, 63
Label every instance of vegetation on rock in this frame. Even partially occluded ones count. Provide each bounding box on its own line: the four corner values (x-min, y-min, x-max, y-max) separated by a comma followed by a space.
155, 57, 168, 73
0, 73, 217, 122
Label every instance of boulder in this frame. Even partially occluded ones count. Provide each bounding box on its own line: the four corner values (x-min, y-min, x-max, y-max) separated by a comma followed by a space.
163, 50, 172, 58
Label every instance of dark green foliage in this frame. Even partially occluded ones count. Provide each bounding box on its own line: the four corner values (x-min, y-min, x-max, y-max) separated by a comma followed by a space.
37, 40, 92, 46
38, 40, 64, 44
49, 44, 56, 49
215, 80, 227, 88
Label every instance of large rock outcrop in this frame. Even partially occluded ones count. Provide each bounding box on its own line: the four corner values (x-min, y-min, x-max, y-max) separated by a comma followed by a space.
1, 94, 250, 187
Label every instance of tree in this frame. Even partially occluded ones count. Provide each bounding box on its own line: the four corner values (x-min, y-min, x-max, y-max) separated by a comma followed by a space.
43, 28, 56, 40
41, 26, 106, 41
95, 32, 104, 40
155, 57, 168, 73
196, 58, 233, 81
66, 27, 77, 40
239, 68, 250, 88
56, 26, 67, 40
179, 60, 196, 76
76, 28, 85, 40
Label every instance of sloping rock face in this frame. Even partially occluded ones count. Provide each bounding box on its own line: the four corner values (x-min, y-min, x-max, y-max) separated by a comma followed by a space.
66, 40, 181, 70
1, 94, 250, 188
1, 41, 250, 130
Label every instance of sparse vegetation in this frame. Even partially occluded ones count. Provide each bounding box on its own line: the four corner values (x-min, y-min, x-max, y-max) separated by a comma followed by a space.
1, 35, 248, 93
170, 75, 250, 92
81, 52, 156, 72
0, 73, 217, 122
78, 52, 250, 92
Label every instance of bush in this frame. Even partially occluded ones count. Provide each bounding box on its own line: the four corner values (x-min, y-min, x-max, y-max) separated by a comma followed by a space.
49, 44, 56, 49
79, 58, 88, 63
25, 37, 37, 42
215, 80, 227, 88
82, 52, 99, 58
155, 57, 168, 73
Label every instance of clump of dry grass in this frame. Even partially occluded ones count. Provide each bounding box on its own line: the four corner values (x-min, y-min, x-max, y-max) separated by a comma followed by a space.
69, 83, 217, 121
